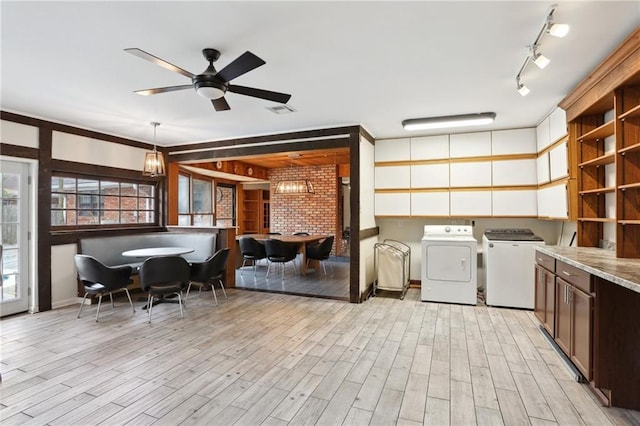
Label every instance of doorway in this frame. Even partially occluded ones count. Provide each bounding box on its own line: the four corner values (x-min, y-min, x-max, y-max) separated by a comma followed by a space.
1, 159, 31, 317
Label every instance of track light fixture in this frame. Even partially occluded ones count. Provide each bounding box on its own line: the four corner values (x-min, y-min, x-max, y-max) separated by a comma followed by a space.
514, 3, 569, 96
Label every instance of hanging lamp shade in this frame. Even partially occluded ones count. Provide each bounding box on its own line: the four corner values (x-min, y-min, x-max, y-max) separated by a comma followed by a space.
275, 179, 314, 194
142, 122, 165, 177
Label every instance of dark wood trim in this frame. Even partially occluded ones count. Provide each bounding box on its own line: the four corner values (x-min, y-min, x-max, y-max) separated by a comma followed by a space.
2, 111, 155, 150
359, 226, 380, 241
166, 125, 361, 154
360, 282, 374, 303
51, 226, 166, 246
51, 159, 161, 182
359, 126, 375, 145
37, 126, 52, 312
349, 131, 360, 304
0, 143, 39, 159
168, 137, 350, 163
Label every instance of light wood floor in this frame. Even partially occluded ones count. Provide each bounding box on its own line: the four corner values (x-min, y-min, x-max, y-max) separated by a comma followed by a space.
1, 288, 639, 425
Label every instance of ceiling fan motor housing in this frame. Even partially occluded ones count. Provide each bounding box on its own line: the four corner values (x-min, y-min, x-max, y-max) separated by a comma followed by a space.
193, 59, 228, 99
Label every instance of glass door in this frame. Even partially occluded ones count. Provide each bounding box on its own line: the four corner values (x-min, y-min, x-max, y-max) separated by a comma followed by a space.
1, 160, 30, 316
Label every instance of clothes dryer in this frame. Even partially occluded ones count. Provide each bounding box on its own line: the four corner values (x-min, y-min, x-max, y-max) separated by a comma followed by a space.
421, 225, 477, 305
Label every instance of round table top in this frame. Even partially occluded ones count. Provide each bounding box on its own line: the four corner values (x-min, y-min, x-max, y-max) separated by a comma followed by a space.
121, 247, 195, 258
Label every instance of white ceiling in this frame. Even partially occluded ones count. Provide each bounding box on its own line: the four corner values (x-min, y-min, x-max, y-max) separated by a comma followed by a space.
2, 2, 639, 147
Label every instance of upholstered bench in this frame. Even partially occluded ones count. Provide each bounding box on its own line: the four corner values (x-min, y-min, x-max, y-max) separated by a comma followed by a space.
78, 232, 217, 273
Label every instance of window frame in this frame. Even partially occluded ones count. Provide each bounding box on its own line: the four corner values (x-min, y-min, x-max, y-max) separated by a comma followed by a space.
177, 171, 215, 227
50, 172, 159, 230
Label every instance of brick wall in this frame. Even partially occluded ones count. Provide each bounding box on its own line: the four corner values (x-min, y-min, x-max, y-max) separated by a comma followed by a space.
216, 186, 234, 227
269, 165, 343, 255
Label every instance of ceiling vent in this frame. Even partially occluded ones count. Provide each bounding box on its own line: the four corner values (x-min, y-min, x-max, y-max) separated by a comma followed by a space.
267, 104, 296, 114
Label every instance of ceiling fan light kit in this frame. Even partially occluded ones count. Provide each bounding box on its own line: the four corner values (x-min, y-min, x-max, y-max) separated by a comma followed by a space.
515, 3, 569, 96
126, 47, 291, 111
402, 112, 496, 131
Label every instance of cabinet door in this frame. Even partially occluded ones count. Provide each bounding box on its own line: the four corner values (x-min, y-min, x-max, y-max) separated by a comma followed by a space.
375, 138, 410, 162
534, 264, 547, 325
544, 271, 556, 337
549, 142, 568, 180
571, 287, 593, 380
555, 278, 572, 356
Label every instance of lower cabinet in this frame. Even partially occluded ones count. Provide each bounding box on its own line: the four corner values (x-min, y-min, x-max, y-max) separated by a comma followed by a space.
534, 263, 555, 336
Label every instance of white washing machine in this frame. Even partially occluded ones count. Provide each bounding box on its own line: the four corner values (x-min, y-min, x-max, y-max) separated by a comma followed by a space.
421, 225, 477, 305
483, 228, 545, 309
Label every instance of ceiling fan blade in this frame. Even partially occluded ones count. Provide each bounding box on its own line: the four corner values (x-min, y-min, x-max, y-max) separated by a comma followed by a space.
134, 85, 193, 96
228, 85, 291, 104
125, 48, 195, 79
216, 51, 266, 82
212, 97, 231, 111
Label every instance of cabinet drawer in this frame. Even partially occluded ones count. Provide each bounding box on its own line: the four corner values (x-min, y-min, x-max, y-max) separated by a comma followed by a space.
536, 252, 555, 272
557, 261, 592, 293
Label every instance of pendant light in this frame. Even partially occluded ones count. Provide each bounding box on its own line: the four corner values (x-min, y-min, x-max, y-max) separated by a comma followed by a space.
275, 154, 314, 194
142, 122, 165, 177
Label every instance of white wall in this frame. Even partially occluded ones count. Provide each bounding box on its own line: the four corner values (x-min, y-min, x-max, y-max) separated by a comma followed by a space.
359, 136, 376, 296
51, 244, 79, 309
1, 120, 39, 147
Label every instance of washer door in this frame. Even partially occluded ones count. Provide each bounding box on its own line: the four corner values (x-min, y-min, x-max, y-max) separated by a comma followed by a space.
426, 244, 472, 282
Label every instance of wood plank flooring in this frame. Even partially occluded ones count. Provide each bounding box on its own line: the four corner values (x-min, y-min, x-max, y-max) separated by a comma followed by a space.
1, 288, 639, 425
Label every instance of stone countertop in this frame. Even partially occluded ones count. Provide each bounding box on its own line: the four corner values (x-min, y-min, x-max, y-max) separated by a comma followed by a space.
536, 246, 640, 294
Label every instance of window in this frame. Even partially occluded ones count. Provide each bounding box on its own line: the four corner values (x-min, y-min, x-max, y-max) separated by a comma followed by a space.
178, 173, 214, 226
51, 175, 156, 228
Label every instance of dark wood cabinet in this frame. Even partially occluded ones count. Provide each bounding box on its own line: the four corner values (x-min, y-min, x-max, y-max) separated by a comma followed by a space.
553, 261, 594, 381
534, 263, 555, 336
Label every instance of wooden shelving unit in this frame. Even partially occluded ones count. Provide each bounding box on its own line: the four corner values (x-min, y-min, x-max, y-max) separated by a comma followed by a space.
239, 189, 270, 234
560, 27, 640, 258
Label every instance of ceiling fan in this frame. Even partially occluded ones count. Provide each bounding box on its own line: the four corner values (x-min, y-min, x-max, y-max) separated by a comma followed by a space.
125, 47, 291, 111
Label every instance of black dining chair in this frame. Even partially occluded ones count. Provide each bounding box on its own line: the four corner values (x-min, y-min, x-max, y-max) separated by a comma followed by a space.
186, 248, 230, 305
307, 235, 335, 275
74, 254, 135, 322
239, 237, 267, 277
265, 239, 298, 281
139, 256, 190, 323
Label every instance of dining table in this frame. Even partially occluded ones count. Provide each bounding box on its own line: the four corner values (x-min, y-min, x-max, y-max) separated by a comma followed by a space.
122, 246, 195, 309
236, 234, 328, 275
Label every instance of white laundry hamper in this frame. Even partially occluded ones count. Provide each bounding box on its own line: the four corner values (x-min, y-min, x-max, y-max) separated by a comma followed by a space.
374, 239, 411, 299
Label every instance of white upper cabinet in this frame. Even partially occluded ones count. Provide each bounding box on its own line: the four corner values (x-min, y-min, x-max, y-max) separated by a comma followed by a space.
538, 183, 568, 219
537, 153, 551, 184
450, 191, 492, 216
374, 165, 410, 189
449, 132, 491, 158
549, 107, 568, 143
375, 138, 410, 162
492, 159, 537, 186
411, 191, 450, 216
410, 135, 449, 160
491, 128, 536, 155
493, 190, 538, 216
536, 116, 551, 152
411, 163, 449, 188
450, 161, 492, 187
549, 142, 569, 180
375, 193, 411, 216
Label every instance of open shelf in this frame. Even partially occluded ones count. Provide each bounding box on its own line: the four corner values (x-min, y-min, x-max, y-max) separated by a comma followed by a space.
619, 142, 640, 155
578, 217, 616, 223
579, 152, 615, 168
579, 187, 615, 195
578, 120, 614, 142
619, 104, 640, 121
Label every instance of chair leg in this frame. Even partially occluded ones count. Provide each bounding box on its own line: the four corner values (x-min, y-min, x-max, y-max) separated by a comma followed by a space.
96, 294, 103, 322
211, 284, 218, 305
241, 259, 247, 275
177, 292, 184, 318
266, 261, 272, 278
219, 279, 227, 299
109, 292, 114, 309
77, 292, 89, 318
124, 288, 135, 315
147, 294, 153, 323
185, 282, 193, 304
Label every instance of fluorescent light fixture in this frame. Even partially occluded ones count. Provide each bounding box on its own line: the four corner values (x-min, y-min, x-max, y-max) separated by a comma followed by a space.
548, 23, 569, 38
517, 83, 530, 96
402, 112, 496, 131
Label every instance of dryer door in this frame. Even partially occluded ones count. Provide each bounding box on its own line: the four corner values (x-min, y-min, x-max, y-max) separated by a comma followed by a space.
426, 244, 472, 282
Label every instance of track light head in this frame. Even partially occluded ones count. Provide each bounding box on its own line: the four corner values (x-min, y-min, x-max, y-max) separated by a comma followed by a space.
547, 22, 570, 38
516, 77, 530, 96
533, 52, 550, 69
